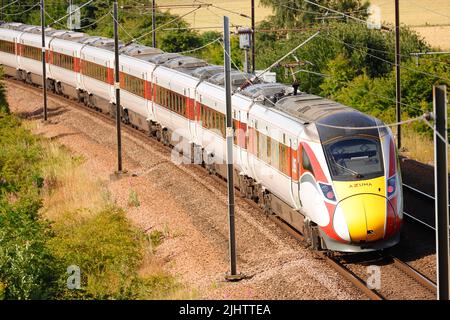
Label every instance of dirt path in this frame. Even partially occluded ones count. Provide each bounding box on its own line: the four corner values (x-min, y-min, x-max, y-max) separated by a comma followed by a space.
5, 81, 363, 300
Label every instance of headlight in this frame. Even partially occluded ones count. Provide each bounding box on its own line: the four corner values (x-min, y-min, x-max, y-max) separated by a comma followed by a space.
319, 182, 336, 202
333, 206, 350, 242
387, 176, 396, 198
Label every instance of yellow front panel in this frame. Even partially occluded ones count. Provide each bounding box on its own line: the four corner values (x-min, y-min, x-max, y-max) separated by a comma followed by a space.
333, 176, 386, 200
338, 198, 368, 241
334, 177, 386, 242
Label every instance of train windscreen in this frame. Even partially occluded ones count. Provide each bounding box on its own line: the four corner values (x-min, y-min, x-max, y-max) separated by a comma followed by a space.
315, 111, 385, 181
323, 137, 384, 181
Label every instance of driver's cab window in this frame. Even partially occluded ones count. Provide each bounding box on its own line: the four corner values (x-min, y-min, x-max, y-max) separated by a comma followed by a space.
302, 147, 314, 175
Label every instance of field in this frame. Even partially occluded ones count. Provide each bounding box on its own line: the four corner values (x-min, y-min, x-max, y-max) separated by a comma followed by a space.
371, 0, 450, 50
161, 0, 450, 49
160, 0, 272, 29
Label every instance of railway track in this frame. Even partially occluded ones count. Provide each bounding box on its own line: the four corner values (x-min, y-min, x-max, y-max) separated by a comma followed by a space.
263, 213, 437, 300
6, 78, 438, 300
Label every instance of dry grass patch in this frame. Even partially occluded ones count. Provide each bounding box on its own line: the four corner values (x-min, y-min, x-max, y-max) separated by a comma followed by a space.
399, 127, 450, 170
33, 134, 193, 299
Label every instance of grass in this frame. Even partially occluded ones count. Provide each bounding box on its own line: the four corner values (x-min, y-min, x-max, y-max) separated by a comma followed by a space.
399, 126, 450, 170
23, 120, 194, 299
128, 189, 141, 208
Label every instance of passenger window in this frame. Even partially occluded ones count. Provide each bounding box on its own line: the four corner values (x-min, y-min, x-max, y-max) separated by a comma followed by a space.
267, 136, 272, 164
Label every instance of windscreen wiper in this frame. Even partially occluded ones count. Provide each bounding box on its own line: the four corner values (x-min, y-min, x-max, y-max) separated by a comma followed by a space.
330, 154, 363, 178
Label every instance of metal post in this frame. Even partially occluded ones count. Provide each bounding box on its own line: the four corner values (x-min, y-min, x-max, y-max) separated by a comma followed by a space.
434, 85, 449, 300
113, 1, 123, 173
395, 0, 401, 149
152, 0, 156, 48
224, 16, 241, 281
40, 0, 48, 121
251, 0, 255, 73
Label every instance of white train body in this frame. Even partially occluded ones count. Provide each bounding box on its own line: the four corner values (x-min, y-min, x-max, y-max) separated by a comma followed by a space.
0, 23, 403, 252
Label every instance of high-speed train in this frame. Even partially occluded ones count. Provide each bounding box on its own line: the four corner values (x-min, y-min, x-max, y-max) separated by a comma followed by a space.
0, 22, 403, 252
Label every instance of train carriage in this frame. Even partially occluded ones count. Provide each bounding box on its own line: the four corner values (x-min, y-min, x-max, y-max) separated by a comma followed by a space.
46, 32, 85, 98
0, 23, 22, 77
118, 55, 153, 130
16, 26, 51, 85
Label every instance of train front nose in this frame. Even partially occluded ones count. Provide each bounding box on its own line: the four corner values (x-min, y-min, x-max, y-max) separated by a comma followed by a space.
334, 194, 387, 243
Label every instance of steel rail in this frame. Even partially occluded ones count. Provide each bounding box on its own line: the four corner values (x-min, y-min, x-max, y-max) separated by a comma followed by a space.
390, 256, 437, 294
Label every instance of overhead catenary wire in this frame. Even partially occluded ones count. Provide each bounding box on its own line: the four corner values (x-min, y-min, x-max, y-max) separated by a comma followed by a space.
314, 114, 426, 130
217, 41, 435, 135
125, 5, 203, 45
2, 2, 39, 16
218, 33, 437, 131
220, 29, 424, 115
270, 0, 339, 16
423, 117, 449, 147
408, 0, 450, 21
43, 9, 66, 28
205, 6, 239, 28
303, 0, 369, 25
318, 32, 450, 83
110, 12, 135, 42
0, 0, 19, 11
291, 66, 427, 114
173, 36, 221, 54
194, 0, 250, 19
77, 10, 111, 30
273, 0, 449, 67
110, 11, 221, 54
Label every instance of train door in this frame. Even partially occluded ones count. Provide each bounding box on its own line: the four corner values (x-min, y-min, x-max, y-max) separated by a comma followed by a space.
187, 87, 197, 143
107, 60, 115, 103
289, 138, 301, 209
248, 117, 258, 182
144, 72, 154, 121
75, 47, 83, 91
237, 110, 247, 173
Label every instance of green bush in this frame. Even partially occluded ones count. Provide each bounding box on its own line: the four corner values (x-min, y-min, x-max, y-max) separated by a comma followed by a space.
0, 109, 61, 299
50, 205, 148, 299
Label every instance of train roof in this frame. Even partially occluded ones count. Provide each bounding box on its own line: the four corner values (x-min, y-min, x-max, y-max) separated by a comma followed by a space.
273, 94, 356, 123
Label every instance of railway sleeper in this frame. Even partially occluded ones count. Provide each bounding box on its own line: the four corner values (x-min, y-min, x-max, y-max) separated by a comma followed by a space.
239, 174, 258, 201
55, 81, 63, 96
15, 69, 25, 81
189, 143, 203, 165
204, 151, 216, 175
77, 89, 85, 104
148, 120, 159, 138
160, 127, 170, 146
122, 108, 130, 125
46, 78, 56, 93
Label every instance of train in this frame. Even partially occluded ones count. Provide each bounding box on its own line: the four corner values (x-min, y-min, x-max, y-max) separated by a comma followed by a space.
0, 22, 403, 252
